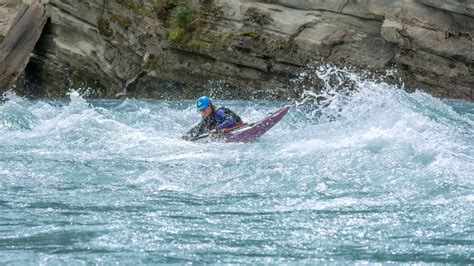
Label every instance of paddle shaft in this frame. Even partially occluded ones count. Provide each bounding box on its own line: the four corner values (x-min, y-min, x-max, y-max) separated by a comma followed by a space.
191, 123, 249, 141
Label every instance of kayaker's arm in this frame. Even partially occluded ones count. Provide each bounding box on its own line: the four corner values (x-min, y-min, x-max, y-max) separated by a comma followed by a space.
182, 120, 208, 140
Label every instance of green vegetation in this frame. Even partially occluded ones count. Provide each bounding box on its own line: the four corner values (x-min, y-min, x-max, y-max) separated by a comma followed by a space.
276, 39, 287, 49
167, 0, 198, 44
187, 39, 211, 49
110, 14, 131, 30
239, 31, 259, 38
98, 17, 113, 37
170, 1, 196, 28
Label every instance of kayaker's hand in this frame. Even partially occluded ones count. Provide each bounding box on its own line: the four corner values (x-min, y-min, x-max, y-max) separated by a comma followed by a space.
209, 129, 217, 136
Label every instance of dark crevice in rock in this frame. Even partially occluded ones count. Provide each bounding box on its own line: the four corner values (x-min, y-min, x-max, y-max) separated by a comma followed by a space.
168, 46, 219, 62
289, 21, 318, 40
272, 60, 304, 69
21, 55, 46, 97
339, 0, 349, 13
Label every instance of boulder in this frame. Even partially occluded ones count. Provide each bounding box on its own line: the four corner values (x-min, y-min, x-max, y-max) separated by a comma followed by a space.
0, 0, 46, 95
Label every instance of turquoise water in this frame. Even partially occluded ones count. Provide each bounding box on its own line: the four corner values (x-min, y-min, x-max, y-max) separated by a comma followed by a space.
1, 69, 473, 264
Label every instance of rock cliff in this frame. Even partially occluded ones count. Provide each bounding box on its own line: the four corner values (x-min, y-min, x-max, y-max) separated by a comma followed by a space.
1, 0, 473, 99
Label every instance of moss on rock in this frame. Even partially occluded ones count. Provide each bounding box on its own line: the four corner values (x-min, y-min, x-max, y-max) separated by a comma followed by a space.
115, 0, 154, 17
110, 14, 132, 30
166, 0, 200, 44
170, 0, 197, 29
168, 28, 188, 43
413, 67, 427, 77
187, 39, 211, 49
239, 31, 259, 38
244, 7, 273, 26
98, 17, 114, 37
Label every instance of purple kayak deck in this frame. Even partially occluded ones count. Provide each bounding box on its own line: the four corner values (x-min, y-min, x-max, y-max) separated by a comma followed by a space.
221, 105, 290, 142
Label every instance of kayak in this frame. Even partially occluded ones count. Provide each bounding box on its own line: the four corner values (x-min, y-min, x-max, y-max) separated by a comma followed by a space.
193, 105, 290, 143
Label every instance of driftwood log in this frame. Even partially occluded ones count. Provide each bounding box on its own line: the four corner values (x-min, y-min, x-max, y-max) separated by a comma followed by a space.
0, 0, 46, 95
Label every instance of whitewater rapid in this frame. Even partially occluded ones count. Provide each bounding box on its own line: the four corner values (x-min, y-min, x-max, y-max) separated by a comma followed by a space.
0, 68, 473, 263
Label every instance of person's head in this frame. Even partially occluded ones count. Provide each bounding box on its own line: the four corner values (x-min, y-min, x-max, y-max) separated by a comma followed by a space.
196, 96, 213, 117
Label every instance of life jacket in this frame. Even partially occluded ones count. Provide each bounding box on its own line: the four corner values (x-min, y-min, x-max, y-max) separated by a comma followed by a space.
215, 106, 243, 125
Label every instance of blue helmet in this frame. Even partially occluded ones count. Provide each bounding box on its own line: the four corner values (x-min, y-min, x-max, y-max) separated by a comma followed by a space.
196, 96, 211, 110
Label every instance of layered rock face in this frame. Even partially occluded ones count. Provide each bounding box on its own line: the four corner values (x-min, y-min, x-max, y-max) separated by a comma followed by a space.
0, 0, 27, 41
3, 0, 473, 99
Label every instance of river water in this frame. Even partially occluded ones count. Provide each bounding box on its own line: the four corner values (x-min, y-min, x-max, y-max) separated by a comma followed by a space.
1, 68, 473, 264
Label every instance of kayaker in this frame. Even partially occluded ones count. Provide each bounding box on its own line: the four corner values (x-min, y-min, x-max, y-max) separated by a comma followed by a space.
182, 96, 243, 140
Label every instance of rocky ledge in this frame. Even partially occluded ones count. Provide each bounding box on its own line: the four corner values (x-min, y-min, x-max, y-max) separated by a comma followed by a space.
1, 0, 473, 100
